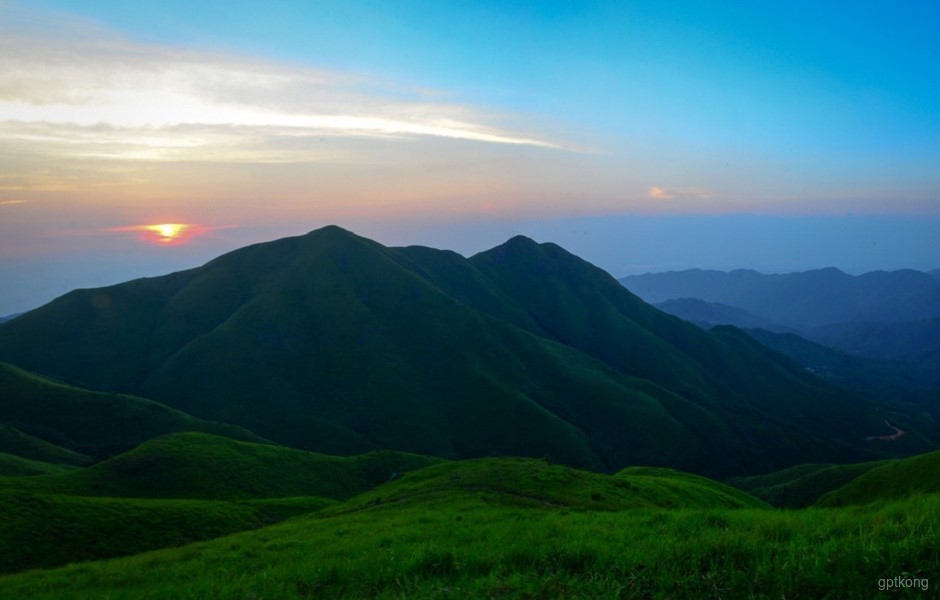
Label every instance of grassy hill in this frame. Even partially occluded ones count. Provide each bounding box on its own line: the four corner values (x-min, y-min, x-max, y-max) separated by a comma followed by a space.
0, 464, 935, 599
0, 423, 90, 466
0, 489, 333, 573
330, 458, 766, 515
2, 432, 442, 500
0, 227, 928, 478
0, 453, 78, 476
0, 362, 263, 459
727, 460, 889, 508
817, 449, 940, 507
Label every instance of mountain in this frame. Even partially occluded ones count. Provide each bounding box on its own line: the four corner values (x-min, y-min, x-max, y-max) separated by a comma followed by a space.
620, 267, 940, 329
654, 298, 792, 332
0, 226, 930, 477
0, 314, 21, 325
0, 362, 263, 459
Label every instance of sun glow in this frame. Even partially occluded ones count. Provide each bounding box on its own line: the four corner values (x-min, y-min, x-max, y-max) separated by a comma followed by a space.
147, 223, 187, 243
109, 223, 201, 246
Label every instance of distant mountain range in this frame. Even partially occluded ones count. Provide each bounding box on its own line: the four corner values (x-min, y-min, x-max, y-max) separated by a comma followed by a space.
621, 268, 940, 329
623, 268, 940, 374
1, 226, 931, 478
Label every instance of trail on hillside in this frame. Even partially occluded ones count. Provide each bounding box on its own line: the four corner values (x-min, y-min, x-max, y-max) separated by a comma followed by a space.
866, 420, 906, 441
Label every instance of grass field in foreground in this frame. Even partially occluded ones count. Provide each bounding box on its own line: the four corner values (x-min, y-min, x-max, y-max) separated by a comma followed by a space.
0, 454, 936, 599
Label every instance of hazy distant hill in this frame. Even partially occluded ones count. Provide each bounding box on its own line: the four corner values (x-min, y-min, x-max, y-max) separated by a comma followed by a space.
620, 268, 940, 329
740, 329, 940, 403
654, 298, 793, 332
0, 314, 21, 325
807, 318, 940, 366
0, 227, 931, 477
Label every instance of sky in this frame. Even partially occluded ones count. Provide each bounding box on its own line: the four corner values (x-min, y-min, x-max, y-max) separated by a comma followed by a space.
1, 0, 939, 314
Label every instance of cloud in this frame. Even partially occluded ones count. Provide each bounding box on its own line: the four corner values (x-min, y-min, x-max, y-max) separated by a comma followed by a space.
0, 5, 563, 166
647, 186, 675, 200
0, 199, 28, 206
647, 186, 716, 201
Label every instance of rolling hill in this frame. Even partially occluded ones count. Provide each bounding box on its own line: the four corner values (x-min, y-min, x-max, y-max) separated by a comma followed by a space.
0, 362, 263, 459
2, 432, 441, 500
816, 449, 940, 507
0, 226, 930, 477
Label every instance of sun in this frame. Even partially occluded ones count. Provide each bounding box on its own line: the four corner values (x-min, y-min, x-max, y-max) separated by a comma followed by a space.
145, 223, 188, 243
109, 223, 202, 245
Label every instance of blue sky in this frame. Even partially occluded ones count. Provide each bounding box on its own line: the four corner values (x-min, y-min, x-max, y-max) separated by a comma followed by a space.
1, 0, 938, 313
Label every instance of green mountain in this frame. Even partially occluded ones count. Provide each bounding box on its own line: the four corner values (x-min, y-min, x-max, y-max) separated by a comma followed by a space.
816, 449, 940, 507
0, 362, 263, 459
3, 432, 441, 500
0, 227, 928, 477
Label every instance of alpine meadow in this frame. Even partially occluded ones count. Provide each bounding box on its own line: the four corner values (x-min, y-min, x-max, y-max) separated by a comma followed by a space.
1, 1, 939, 598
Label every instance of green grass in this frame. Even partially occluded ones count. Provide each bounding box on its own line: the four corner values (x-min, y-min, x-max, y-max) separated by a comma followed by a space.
817, 449, 940, 507
0, 452, 78, 476
728, 460, 890, 507
1, 432, 442, 500
0, 486, 935, 598
0, 489, 333, 573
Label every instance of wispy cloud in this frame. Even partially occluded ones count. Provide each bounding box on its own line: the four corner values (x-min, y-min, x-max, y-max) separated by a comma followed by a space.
0, 199, 28, 206
647, 186, 716, 201
0, 5, 563, 165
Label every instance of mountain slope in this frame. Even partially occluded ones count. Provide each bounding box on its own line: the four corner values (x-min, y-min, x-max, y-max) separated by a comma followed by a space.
0, 227, 926, 477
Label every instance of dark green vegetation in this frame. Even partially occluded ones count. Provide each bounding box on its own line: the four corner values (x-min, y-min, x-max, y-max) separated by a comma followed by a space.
0, 362, 262, 459
1, 227, 931, 478
1, 452, 937, 599
2, 432, 441, 500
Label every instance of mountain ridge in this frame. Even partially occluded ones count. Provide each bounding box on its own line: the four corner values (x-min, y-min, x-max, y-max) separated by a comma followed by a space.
0, 226, 930, 477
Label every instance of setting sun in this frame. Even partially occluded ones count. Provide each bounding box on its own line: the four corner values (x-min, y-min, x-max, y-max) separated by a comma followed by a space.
147, 223, 187, 243
108, 223, 202, 246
